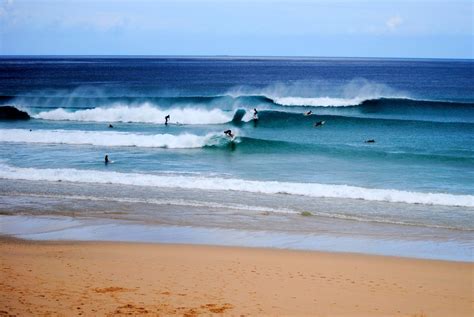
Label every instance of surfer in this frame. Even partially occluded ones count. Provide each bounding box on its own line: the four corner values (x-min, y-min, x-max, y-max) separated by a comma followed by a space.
165, 115, 170, 125
365, 139, 375, 143
224, 129, 234, 138
314, 121, 325, 127
304, 111, 312, 116
253, 108, 259, 120
104, 155, 109, 164
108, 124, 114, 128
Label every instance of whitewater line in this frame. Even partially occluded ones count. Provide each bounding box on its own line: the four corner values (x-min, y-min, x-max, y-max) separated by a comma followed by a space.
0, 164, 472, 208
33, 103, 234, 125
0, 129, 228, 149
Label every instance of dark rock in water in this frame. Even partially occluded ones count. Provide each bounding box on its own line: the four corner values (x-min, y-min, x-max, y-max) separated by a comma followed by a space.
0, 106, 30, 120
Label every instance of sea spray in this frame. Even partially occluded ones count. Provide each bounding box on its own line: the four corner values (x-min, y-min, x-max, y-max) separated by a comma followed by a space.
34, 103, 234, 125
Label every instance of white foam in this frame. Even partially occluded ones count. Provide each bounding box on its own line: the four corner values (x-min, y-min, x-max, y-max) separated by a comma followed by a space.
272, 96, 366, 107
0, 129, 227, 149
33, 103, 233, 125
18, 193, 296, 214
0, 164, 472, 207
235, 78, 407, 107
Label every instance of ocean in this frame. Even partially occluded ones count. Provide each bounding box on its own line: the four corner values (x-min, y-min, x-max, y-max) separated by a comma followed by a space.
0, 57, 473, 261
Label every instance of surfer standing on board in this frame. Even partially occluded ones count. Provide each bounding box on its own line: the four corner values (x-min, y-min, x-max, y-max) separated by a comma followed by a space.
253, 108, 259, 120
165, 115, 170, 125
252, 108, 259, 127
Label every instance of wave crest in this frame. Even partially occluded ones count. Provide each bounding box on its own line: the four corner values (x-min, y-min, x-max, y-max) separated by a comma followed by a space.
231, 78, 407, 108
0, 164, 472, 207
271, 96, 366, 107
33, 103, 234, 125
0, 129, 230, 149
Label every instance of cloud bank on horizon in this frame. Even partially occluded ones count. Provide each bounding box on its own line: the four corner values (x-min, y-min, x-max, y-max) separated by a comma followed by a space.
0, 0, 472, 58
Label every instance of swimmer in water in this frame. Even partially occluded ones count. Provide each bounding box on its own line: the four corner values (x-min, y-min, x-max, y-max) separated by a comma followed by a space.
104, 155, 109, 164
304, 111, 312, 116
314, 120, 325, 127
165, 115, 170, 125
224, 129, 234, 138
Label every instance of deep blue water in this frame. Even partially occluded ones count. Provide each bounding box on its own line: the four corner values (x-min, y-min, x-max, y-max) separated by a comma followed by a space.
0, 57, 473, 231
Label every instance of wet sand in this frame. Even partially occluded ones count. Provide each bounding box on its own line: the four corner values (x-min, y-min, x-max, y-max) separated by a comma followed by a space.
0, 238, 472, 316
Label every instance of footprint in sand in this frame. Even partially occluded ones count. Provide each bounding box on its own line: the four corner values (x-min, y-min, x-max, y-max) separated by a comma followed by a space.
200, 303, 234, 314
113, 303, 149, 315
93, 286, 130, 293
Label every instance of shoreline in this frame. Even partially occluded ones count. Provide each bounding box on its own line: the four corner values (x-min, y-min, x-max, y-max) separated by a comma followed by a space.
2, 233, 473, 264
1, 238, 472, 316
2, 214, 472, 262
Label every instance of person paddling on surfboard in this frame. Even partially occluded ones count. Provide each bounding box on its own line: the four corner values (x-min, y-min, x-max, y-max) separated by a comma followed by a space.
304, 110, 312, 116
165, 115, 170, 125
224, 129, 234, 138
314, 120, 325, 127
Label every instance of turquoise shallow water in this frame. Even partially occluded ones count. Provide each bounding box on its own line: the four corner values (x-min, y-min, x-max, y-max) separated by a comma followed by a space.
0, 57, 473, 260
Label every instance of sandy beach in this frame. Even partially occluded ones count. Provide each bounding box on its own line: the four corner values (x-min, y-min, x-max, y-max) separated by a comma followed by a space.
0, 238, 472, 316
2, 1, 473, 316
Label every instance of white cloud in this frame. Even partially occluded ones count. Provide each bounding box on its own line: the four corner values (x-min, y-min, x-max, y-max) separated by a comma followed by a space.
386, 15, 403, 31
1, 0, 13, 9
70, 14, 129, 32
0, 0, 13, 17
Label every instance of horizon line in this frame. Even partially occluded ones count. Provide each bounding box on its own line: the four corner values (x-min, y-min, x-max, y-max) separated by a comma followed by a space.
0, 54, 472, 61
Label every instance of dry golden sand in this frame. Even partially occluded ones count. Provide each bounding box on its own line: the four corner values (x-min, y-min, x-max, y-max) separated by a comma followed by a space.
0, 238, 472, 316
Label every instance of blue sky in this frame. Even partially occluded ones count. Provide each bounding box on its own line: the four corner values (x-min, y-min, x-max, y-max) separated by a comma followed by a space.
0, 0, 472, 58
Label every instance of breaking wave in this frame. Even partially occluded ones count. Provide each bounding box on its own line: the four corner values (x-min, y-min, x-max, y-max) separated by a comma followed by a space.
0, 164, 472, 207
33, 103, 234, 125
271, 96, 367, 107
0, 129, 230, 149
